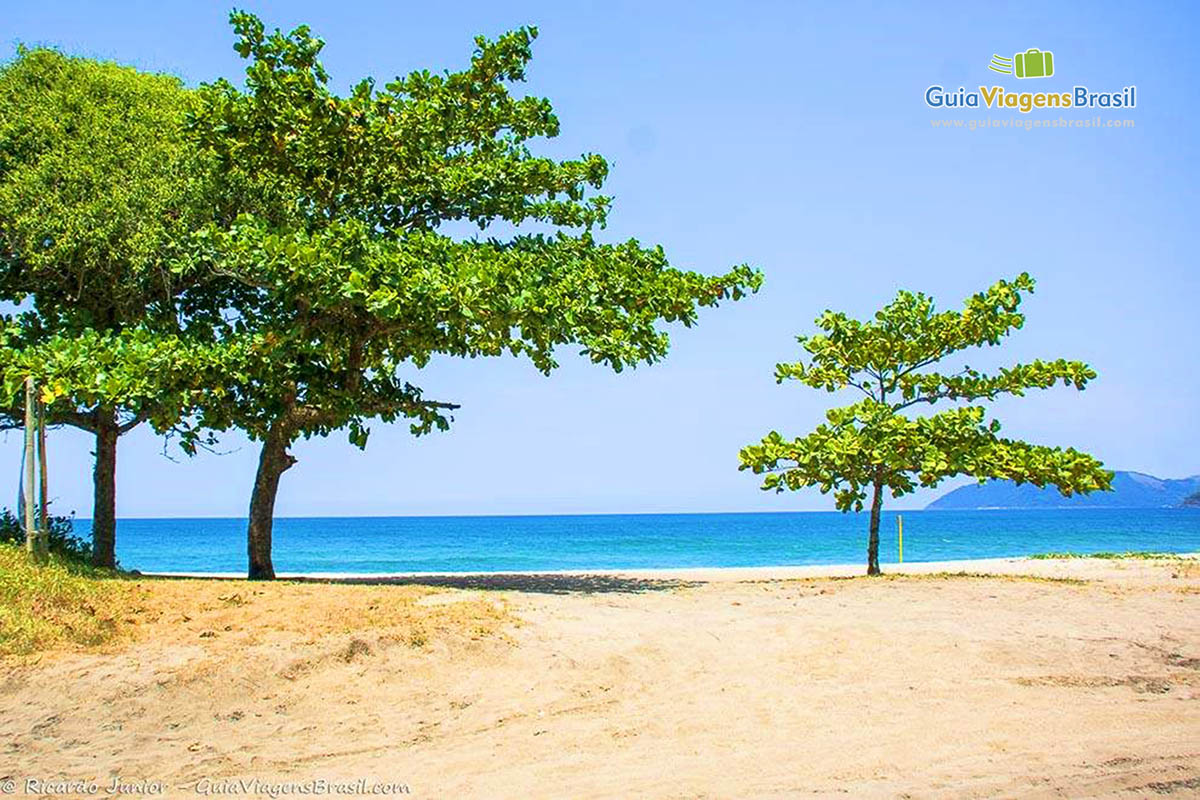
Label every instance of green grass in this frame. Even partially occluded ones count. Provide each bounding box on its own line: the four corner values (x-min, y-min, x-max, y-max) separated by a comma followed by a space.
883, 570, 1088, 585
0, 542, 131, 656
1028, 551, 1192, 561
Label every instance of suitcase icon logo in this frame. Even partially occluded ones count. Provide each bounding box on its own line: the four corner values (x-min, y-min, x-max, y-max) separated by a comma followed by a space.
988, 49, 1055, 79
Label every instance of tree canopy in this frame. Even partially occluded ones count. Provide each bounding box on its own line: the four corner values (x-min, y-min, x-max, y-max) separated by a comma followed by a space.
739, 273, 1111, 574
0, 47, 231, 566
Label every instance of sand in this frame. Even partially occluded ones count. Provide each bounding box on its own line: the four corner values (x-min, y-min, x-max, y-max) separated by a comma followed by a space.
2, 556, 1198, 798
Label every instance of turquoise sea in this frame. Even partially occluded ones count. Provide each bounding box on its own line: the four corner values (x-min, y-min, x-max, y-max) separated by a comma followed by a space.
75, 508, 1200, 574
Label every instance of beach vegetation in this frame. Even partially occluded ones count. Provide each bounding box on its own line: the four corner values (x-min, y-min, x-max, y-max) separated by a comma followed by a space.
0, 509, 91, 564
739, 274, 1112, 575
183, 13, 762, 579
0, 48, 239, 567
0, 542, 130, 655
1029, 551, 1192, 560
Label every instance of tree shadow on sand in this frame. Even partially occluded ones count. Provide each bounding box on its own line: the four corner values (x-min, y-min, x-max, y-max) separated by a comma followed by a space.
298, 573, 700, 595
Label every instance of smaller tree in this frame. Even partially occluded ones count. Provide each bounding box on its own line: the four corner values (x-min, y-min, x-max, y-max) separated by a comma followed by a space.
739, 273, 1112, 575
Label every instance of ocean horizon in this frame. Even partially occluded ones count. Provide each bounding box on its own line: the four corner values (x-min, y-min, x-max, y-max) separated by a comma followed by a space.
77, 508, 1200, 574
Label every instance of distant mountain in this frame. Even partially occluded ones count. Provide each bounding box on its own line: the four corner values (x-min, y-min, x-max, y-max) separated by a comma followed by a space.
926, 471, 1200, 510
1183, 491, 1200, 508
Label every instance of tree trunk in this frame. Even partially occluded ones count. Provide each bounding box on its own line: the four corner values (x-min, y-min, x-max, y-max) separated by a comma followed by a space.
91, 407, 119, 569
247, 425, 296, 580
867, 477, 884, 576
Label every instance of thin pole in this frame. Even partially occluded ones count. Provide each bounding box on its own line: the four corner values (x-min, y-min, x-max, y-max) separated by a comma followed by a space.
898, 514, 904, 564
22, 377, 37, 558
36, 395, 49, 558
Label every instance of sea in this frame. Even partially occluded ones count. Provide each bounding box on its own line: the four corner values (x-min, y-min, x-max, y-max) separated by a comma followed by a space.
72, 508, 1200, 574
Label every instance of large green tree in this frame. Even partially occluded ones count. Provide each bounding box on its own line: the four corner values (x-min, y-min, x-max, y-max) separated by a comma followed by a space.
739, 274, 1112, 575
186, 13, 761, 579
0, 48, 232, 566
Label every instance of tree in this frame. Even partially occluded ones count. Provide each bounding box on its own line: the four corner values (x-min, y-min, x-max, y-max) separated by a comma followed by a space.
0, 48, 228, 567
739, 274, 1112, 575
186, 13, 762, 579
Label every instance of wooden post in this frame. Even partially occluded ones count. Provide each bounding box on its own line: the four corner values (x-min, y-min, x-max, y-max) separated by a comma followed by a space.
22, 377, 37, 559
36, 395, 49, 558
898, 514, 904, 564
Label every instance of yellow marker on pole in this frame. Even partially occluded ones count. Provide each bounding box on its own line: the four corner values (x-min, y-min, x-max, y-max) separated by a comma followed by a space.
898, 515, 904, 564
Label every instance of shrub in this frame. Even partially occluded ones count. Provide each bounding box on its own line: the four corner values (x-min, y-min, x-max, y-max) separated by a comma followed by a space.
0, 508, 94, 564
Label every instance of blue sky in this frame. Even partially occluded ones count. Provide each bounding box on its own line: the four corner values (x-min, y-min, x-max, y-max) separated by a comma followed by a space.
2, 0, 1197, 517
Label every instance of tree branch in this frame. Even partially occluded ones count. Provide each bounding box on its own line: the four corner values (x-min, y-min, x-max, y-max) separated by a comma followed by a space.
117, 411, 149, 435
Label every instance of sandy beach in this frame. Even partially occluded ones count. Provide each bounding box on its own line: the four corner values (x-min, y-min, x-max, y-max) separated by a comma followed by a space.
3, 556, 1198, 798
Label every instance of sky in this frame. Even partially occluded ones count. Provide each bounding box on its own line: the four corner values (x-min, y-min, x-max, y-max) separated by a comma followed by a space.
1, 0, 1197, 518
